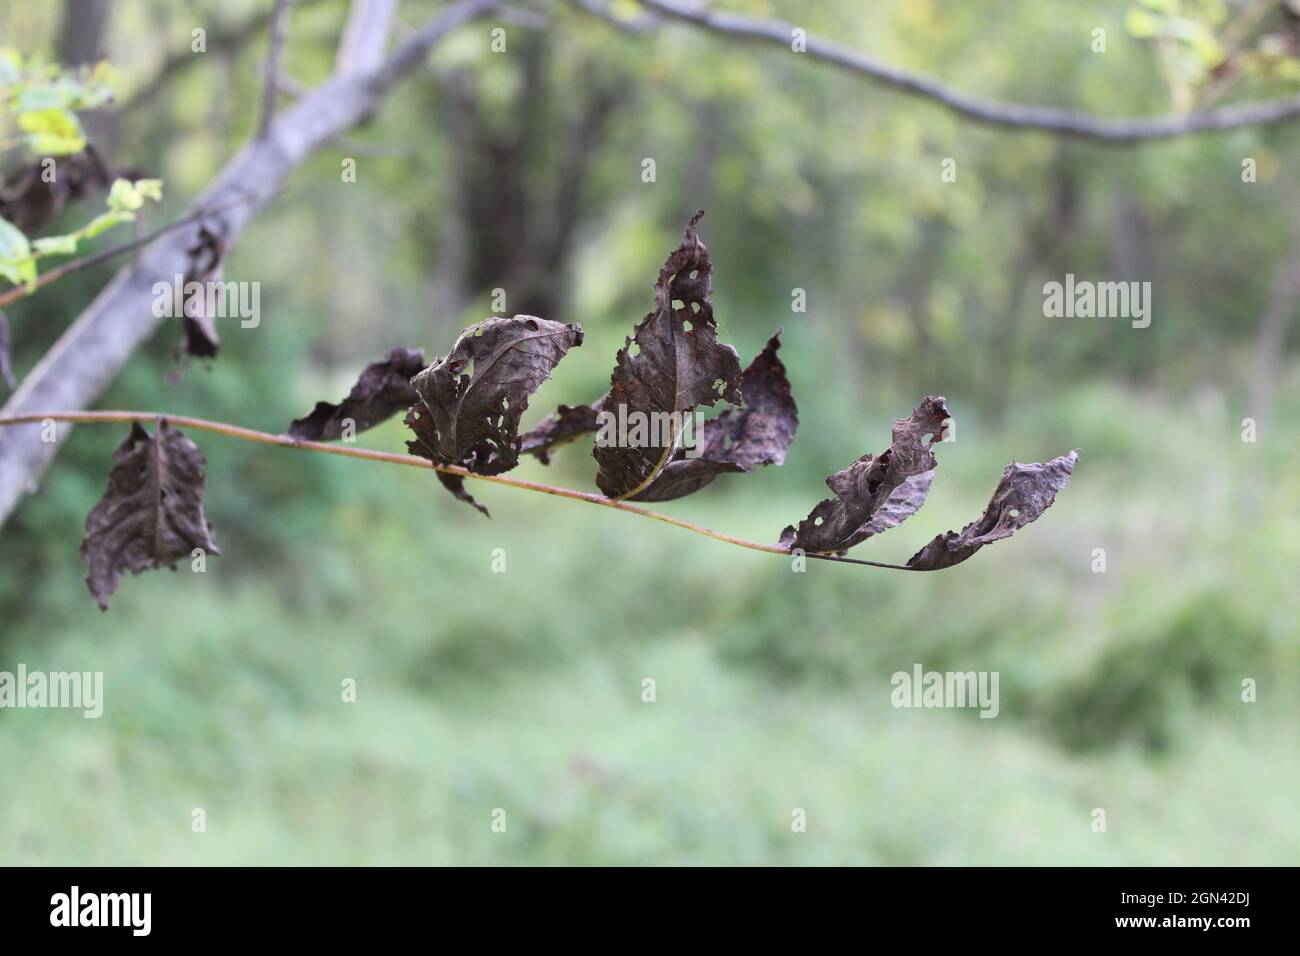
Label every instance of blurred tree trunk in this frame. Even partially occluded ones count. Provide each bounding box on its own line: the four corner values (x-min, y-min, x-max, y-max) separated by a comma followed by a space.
896, 217, 945, 395
1107, 191, 1153, 385
987, 162, 1078, 421
424, 35, 627, 327
58, 0, 118, 155
679, 99, 723, 226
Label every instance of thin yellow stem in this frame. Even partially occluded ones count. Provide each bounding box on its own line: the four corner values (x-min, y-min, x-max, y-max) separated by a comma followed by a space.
0, 410, 914, 570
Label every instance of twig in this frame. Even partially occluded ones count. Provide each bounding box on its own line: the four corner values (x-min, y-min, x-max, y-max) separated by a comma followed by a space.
259, 0, 295, 138
0, 410, 914, 570
573, 0, 653, 34
627, 0, 1300, 144
0, 191, 267, 309
117, 0, 329, 116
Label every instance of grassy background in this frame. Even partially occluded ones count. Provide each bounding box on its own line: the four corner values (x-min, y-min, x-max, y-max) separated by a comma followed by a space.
2, 366, 1296, 865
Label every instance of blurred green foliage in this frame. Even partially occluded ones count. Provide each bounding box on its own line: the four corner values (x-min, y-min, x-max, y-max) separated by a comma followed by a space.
1, 0, 1298, 864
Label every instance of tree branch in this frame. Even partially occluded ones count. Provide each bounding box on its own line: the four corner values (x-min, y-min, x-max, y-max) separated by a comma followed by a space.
0, 0, 501, 529
632, 0, 1300, 144
258, 0, 295, 138
336, 0, 398, 75
0, 410, 912, 570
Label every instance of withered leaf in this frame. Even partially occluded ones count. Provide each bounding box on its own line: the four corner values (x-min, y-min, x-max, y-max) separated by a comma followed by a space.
520, 396, 605, 465
847, 470, 934, 543
178, 224, 225, 361
0, 307, 14, 391
906, 451, 1078, 571
629, 330, 798, 502
405, 314, 584, 516
288, 347, 425, 441
0, 147, 112, 235
779, 395, 950, 553
80, 420, 219, 611
593, 211, 743, 499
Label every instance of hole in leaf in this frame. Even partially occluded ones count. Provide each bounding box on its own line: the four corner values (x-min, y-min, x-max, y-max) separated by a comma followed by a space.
525, 319, 538, 331
672, 299, 685, 310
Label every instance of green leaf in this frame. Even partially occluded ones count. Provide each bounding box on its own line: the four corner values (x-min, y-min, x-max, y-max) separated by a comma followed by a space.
77, 210, 133, 240
0, 215, 38, 289
0, 251, 37, 291
18, 107, 85, 155
32, 234, 79, 256
1125, 8, 1163, 39
1167, 17, 1224, 65
133, 179, 163, 203
0, 216, 31, 262
106, 177, 160, 213
15, 72, 114, 112
17, 82, 75, 111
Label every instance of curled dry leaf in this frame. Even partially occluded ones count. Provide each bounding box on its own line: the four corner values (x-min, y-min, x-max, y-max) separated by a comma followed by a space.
521, 332, 796, 502
405, 314, 583, 516
178, 224, 225, 361
80, 420, 219, 611
519, 219, 793, 500
593, 211, 743, 499
0, 147, 112, 234
848, 470, 934, 542
780, 395, 950, 553
630, 330, 798, 501
520, 396, 605, 465
0, 307, 14, 391
288, 347, 425, 441
906, 451, 1078, 570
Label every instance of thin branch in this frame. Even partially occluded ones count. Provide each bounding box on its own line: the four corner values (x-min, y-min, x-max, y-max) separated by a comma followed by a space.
573, 0, 654, 34
117, 0, 329, 115
630, 0, 1300, 144
0, 410, 913, 571
0, 191, 268, 309
336, 0, 399, 75
258, 0, 295, 138
374, 0, 499, 85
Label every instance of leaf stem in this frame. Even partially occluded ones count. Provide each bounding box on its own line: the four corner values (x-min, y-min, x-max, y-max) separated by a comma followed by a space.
0, 410, 914, 570
0, 192, 267, 309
